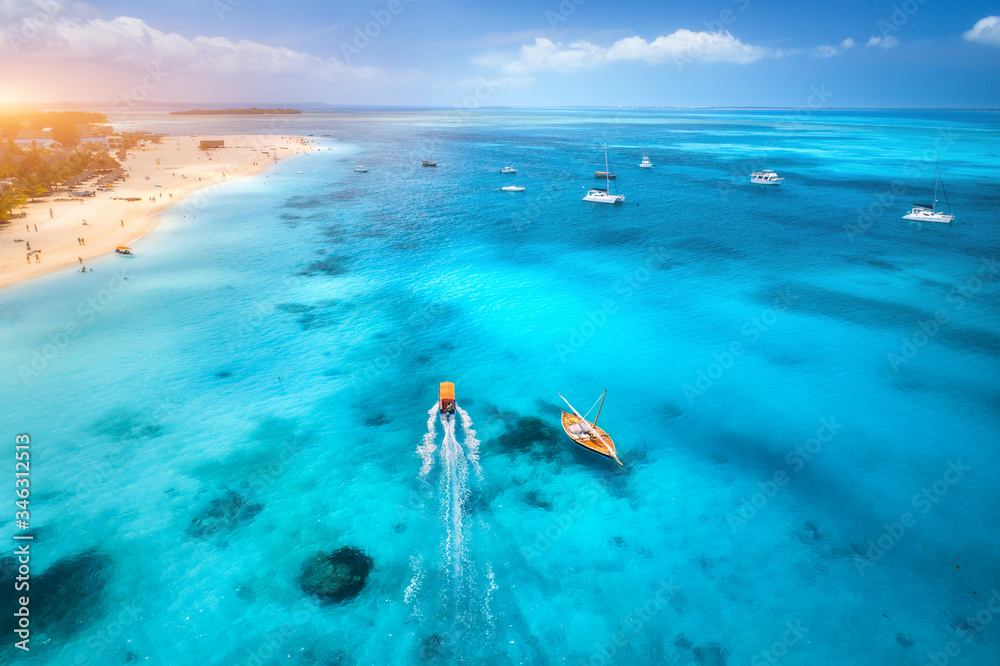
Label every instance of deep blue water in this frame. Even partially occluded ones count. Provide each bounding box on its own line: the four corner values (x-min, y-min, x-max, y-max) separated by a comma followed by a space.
1, 109, 999, 665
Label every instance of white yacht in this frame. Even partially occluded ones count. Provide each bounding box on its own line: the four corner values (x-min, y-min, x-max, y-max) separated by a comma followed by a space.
501, 185, 525, 192
354, 166, 368, 172
499, 166, 516, 174
750, 170, 784, 185
639, 155, 653, 168
903, 161, 953, 224
584, 142, 625, 204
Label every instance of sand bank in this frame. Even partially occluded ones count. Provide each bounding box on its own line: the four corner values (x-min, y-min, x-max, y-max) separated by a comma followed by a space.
0, 134, 313, 290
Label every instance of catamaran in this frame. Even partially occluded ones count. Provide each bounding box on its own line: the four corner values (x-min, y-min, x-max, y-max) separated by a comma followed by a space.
584, 143, 625, 204
558, 391, 622, 465
903, 161, 954, 224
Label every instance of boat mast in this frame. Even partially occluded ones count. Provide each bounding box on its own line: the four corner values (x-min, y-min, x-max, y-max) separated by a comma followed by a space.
933, 159, 940, 213
593, 390, 607, 426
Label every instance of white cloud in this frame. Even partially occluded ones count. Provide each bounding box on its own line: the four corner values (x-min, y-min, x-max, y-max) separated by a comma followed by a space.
1, 13, 391, 81
813, 37, 855, 58
866, 35, 900, 50
504, 30, 771, 74
964, 16, 1000, 46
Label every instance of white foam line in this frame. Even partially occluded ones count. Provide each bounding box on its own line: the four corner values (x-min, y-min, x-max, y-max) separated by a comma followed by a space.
457, 405, 483, 481
417, 402, 438, 478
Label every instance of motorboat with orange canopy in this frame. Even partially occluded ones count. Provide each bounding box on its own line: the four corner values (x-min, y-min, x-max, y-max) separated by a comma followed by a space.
439, 382, 456, 416
558, 391, 622, 466
115, 246, 133, 255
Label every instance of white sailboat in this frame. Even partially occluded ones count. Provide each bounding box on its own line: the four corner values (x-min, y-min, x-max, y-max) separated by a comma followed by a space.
584, 142, 625, 204
903, 161, 954, 224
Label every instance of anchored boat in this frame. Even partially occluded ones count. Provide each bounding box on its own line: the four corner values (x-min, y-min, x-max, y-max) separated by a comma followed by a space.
422, 159, 437, 167
439, 382, 456, 417
114, 246, 133, 256
558, 391, 622, 465
749, 170, 784, 185
903, 160, 954, 224
584, 143, 625, 204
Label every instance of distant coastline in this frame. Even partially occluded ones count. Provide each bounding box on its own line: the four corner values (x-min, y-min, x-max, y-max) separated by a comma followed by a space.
169, 108, 302, 115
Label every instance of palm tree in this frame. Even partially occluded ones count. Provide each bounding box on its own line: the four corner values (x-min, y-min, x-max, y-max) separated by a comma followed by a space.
0, 187, 27, 222
17, 174, 49, 202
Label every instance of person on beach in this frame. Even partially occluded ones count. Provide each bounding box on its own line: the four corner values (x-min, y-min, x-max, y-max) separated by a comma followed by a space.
33, 224, 37, 231
79, 257, 83, 264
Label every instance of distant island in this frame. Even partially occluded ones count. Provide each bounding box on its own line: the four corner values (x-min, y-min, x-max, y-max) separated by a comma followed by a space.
169, 108, 302, 115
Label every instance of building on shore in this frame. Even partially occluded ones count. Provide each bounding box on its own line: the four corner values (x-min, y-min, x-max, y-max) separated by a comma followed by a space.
199, 139, 225, 150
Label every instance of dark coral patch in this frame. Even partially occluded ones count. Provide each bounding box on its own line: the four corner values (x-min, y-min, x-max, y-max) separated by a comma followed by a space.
299, 547, 373, 605
187, 490, 263, 538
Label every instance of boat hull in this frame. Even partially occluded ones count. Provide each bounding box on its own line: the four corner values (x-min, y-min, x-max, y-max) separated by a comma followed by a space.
561, 411, 621, 465
583, 190, 624, 204
903, 212, 953, 224
750, 178, 783, 185
501, 186, 525, 192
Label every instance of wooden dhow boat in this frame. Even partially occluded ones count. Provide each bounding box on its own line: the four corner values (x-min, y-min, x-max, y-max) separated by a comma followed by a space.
558, 391, 622, 466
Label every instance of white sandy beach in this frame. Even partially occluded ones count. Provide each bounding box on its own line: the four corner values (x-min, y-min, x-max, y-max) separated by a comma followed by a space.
0, 134, 313, 289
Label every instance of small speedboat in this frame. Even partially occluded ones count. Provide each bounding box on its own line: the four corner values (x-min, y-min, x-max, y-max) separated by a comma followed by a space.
422, 159, 437, 167
750, 170, 784, 185
501, 185, 525, 192
354, 166, 368, 172
115, 246, 133, 256
439, 382, 456, 417
639, 156, 653, 168
499, 166, 516, 174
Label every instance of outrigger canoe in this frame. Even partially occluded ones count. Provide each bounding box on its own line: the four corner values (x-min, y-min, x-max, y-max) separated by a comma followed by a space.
558, 391, 622, 466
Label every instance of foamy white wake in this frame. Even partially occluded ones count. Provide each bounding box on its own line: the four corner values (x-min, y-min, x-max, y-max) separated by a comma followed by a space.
440, 414, 469, 579
457, 405, 483, 481
417, 402, 438, 478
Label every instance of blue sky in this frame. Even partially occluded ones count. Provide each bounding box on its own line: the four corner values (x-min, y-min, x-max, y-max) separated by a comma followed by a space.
1, 0, 998, 107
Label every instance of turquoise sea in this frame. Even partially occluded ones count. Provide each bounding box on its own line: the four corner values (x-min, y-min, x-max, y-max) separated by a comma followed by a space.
1, 108, 999, 665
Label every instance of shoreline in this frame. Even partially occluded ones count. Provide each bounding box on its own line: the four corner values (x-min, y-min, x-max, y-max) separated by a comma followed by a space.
0, 134, 314, 291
